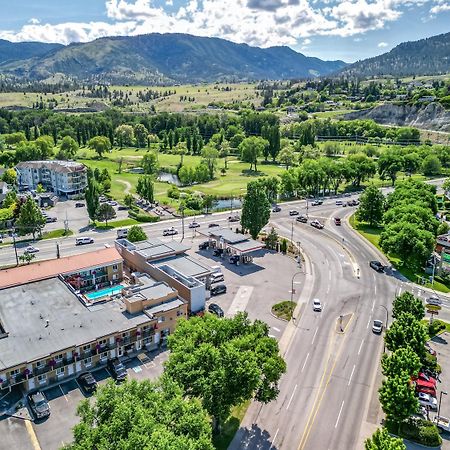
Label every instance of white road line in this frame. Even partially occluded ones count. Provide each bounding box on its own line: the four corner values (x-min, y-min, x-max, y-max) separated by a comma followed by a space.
366, 318, 371, 329
374, 284, 377, 295
328, 271, 331, 281
60, 385, 68, 402
272, 326, 281, 333
312, 327, 319, 345
398, 287, 402, 295
335, 400, 345, 428
326, 285, 330, 295
286, 384, 298, 410
301, 352, 310, 373
358, 339, 364, 355
272, 428, 280, 446
269, 334, 276, 338
371, 300, 375, 312
348, 365, 356, 386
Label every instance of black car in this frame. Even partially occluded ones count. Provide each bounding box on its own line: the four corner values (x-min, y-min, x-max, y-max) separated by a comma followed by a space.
213, 248, 224, 257
75, 202, 85, 208
370, 260, 384, 272
77, 372, 97, 393
228, 215, 240, 222
199, 241, 209, 250
229, 255, 240, 264
272, 206, 281, 212
107, 358, 127, 381
296, 215, 308, 223
211, 284, 227, 296
208, 303, 224, 317
208, 223, 219, 228
289, 210, 299, 216
28, 391, 50, 420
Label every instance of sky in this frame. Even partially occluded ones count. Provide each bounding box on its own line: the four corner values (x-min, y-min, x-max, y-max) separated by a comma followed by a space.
0, 0, 448, 63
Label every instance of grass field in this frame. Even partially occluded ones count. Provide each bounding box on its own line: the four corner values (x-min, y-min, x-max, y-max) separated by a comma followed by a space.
212, 401, 250, 450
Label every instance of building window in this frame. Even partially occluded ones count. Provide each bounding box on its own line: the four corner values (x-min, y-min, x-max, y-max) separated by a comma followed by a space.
84, 357, 92, 367
82, 344, 91, 352
112, 264, 118, 272
100, 352, 108, 360
10, 368, 19, 377
158, 316, 165, 323
56, 367, 64, 376
98, 339, 107, 347
142, 325, 149, 331
143, 336, 153, 345
36, 360, 46, 368
54, 354, 63, 361
177, 310, 184, 317
122, 332, 130, 338
37, 374, 47, 383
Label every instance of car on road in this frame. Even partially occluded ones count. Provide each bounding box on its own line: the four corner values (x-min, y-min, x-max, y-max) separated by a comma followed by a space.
229, 255, 240, 264
210, 284, 227, 296
296, 215, 308, 223
117, 205, 129, 211
189, 221, 200, 229
77, 372, 97, 393
369, 261, 384, 272
208, 302, 224, 317
162, 227, 178, 236
289, 210, 299, 216
199, 241, 209, 250
28, 391, 51, 419
426, 296, 442, 306
25, 245, 40, 254
45, 216, 57, 223
313, 298, 322, 312
335, 200, 343, 206
310, 220, 324, 229
208, 223, 219, 228
228, 215, 240, 222
76, 237, 94, 246
75, 202, 85, 208
417, 392, 437, 410
311, 200, 323, 206
272, 206, 281, 212
334, 217, 341, 226
107, 201, 118, 206
107, 358, 127, 381
372, 320, 383, 334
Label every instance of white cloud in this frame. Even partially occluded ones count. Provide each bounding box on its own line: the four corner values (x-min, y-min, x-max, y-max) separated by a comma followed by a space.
430, 0, 450, 13
28, 18, 40, 25
378, 41, 389, 47
0, 0, 445, 47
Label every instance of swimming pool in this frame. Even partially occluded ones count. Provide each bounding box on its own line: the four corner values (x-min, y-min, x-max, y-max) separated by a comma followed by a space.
85, 285, 124, 300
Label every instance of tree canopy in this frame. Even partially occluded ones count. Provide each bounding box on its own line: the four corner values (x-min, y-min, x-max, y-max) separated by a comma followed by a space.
241, 180, 271, 239
365, 427, 406, 450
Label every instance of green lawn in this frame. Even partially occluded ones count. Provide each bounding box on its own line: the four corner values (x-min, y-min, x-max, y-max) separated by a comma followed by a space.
95, 218, 139, 230
41, 229, 74, 240
349, 214, 450, 293
212, 401, 250, 450
272, 301, 296, 321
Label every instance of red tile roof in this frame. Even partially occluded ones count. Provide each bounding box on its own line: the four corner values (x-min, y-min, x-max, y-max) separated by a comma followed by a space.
0, 247, 122, 289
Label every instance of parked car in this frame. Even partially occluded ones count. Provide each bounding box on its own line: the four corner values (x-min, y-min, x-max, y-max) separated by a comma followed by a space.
310, 220, 324, 229
45, 217, 57, 223
189, 221, 200, 229
426, 296, 442, 306
425, 343, 437, 356
229, 255, 240, 264
335, 200, 343, 206
417, 392, 438, 410
414, 372, 437, 386
28, 391, 50, 419
334, 217, 341, 226
76, 237, 94, 246
107, 358, 127, 381
107, 201, 118, 206
199, 241, 209, 250
117, 229, 128, 239
296, 215, 308, 223
208, 302, 224, 316
289, 210, 299, 216
369, 261, 384, 272
75, 202, 85, 208
162, 227, 178, 236
272, 205, 281, 212
210, 272, 225, 283
313, 299, 322, 312
210, 284, 227, 296
415, 385, 437, 398
213, 248, 224, 257
117, 205, 129, 211
208, 223, 219, 228
372, 320, 383, 334
228, 215, 240, 222
77, 372, 97, 393
25, 245, 39, 254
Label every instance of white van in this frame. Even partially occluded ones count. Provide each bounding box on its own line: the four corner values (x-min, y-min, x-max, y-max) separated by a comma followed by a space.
75, 237, 94, 246
117, 229, 128, 239
211, 272, 225, 284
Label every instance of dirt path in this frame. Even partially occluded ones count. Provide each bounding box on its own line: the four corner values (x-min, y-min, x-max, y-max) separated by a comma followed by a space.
116, 179, 132, 195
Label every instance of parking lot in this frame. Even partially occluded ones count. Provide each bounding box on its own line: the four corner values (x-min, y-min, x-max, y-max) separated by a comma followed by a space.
0, 350, 168, 450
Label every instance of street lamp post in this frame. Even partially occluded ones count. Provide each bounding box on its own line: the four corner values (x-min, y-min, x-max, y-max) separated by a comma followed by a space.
438, 391, 447, 419
290, 270, 303, 321
379, 305, 389, 353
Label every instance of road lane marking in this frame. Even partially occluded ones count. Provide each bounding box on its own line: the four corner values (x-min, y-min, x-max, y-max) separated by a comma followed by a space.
272, 428, 280, 446
25, 420, 41, 450
335, 400, 345, 428
374, 284, 377, 295
366, 318, 371, 329
301, 353, 310, 373
371, 300, 375, 312
287, 384, 298, 410
348, 365, 355, 386
272, 326, 281, 333
398, 287, 402, 295
311, 327, 318, 345
358, 339, 364, 355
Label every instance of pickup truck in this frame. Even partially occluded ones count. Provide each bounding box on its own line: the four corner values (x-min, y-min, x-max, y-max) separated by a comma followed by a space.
435, 416, 450, 432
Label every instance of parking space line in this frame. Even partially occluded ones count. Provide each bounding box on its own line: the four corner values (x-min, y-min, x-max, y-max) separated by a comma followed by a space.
60, 385, 68, 402
25, 420, 41, 450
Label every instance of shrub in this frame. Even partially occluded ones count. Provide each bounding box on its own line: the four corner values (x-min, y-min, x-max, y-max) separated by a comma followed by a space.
128, 210, 160, 223
418, 423, 441, 447
428, 319, 446, 337
167, 185, 180, 199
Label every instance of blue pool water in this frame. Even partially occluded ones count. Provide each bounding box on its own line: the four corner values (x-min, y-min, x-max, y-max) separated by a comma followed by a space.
85, 285, 124, 300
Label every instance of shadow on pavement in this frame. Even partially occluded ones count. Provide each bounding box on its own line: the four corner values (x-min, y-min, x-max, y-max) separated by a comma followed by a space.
229, 424, 278, 450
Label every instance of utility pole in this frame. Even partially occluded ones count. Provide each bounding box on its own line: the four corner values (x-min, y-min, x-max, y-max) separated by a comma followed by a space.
56, 242, 60, 259
12, 232, 19, 266
180, 205, 185, 241
379, 305, 389, 353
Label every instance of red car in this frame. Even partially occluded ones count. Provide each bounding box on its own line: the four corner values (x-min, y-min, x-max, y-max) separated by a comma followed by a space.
334, 217, 341, 226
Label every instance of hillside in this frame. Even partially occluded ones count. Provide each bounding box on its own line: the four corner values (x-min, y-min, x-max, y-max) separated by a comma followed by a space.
0, 39, 63, 65
0, 33, 346, 84
339, 32, 450, 77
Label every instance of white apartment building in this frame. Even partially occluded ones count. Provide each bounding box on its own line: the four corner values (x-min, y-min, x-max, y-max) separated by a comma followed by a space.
16, 160, 87, 196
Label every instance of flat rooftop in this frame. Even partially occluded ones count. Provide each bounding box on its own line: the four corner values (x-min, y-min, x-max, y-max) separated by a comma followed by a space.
0, 277, 150, 371
153, 255, 211, 278
117, 238, 190, 260
0, 248, 122, 289
207, 228, 247, 244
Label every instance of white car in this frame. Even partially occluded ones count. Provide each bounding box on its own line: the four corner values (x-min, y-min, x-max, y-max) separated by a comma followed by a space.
418, 392, 438, 410
426, 296, 442, 306
163, 227, 178, 236
335, 200, 343, 206
189, 222, 200, 229
25, 246, 39, 254
313, 299, 322, 312
372, 320, 383, 334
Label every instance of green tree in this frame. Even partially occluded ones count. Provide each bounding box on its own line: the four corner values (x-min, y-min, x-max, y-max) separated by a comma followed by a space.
57, 136, 79, 160
379, 373, 418, 426
239, 136, 268, 172
85, 176, 100, 223
381, 347, 421, 379
88, 136, 112, 158
115, 124, 134, 148
385, 312, 428, 361
365, 427, 406, 450
123, 194, 134, 208
127, 225, 147, 243
356, 184, 385, 226
422, 154, 442, 176
136, 176, 154, 203
164, 312, 286, 432
65, 378, 214, 450
36, 183, 45, 194
19, 253, 36, 265
2, 168, 17, 185
4, 132, 26, 147
2, 190, 17, 208
265, 227, 279, 250
96, 203, 116, 225
202, 194, 217, 214
201, 145, 219, 180
378, 151, 404, 186
141, 152, 159, 175
16, 196, 46, 239
241, 180, 270, 239
392, 292, 425, 321
134, 124, 148, 148
346, 153, 377, 187
34, 135, 54, 159
278, 146, 297, 170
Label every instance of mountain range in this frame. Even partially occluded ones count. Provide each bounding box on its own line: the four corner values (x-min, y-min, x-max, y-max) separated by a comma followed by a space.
0, 33, 346, 84
340, 32, 450, 78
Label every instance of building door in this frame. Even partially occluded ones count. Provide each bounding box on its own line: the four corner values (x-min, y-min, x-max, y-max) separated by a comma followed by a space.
28, 377, 35, 391
118, 346, 124, 357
